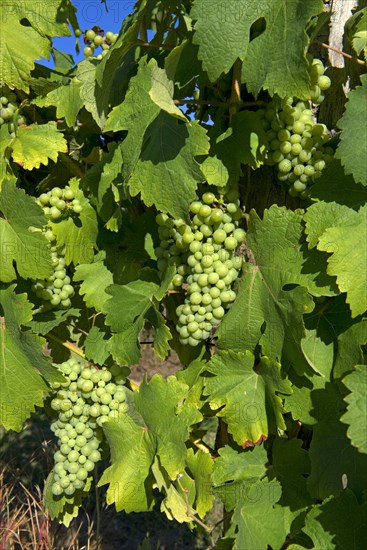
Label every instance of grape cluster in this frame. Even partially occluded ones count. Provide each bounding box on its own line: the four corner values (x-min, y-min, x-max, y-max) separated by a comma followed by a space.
155, 192, 245, 346
32, 241, 75, 309
0, 89, 26, 135
307, 55, 331, 104
37, 186, 82, 220
259, 97, 334, 197
79, 26, 118, 60
49, 360, 128, 498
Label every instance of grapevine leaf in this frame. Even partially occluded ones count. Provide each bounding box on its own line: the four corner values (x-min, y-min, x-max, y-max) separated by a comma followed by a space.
135, 375, 202, 479
82, 144, 123, 226
307, 419, 367, 501
33, 81, 83, 127
309, 159, 367, 206
98, 414, 155, 513
95, 0, 147, 90
10, 123, 67, 170
103, 280, 160, 365
340, 365, 367, 454
191, 0, 322, 98
334, 320, 367, 379
0, 9, 50, 92
84, 326, 110, 366
336, 74, 367, 185
213, 111, 268, 179
0, 285, 63, 431
204, 351, 292, 447
0, 181, 53, 282
5, 0, 71, 37
27, 308, 81, 335
151, 458, 196, 523
231, 480, 290, 550
317, 204, 367, 317
74, 260, 114, 312
217, 206, 317, 364
145, 308, 172, 360
50, 179, 98, 265
185, 448, 214, 518
76, 59, 108, 128
304, 201, 354, 248
271, 438, 313, 514
303, 490, 367, 550
104, 59, 209, 219
164, 38, 202, 89
213, 445, 267, 486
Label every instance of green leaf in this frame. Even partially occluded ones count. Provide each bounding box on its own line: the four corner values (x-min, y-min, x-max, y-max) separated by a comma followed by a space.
210, 111, 268, 186
271, 438, 313, 515
213, 445, 267, 486
217, 206, 317, 363
0, 181, 53, 282
74, 260, 114, 312
341, 365, 367, 454
0, 9, 50, 92
76, 58, 108, 128
191, 0, 322, 98
186, 448, 214, 518
33, 81, 83, 127
304, 201, 354, 248
103, 279, 160, 365
151, 457, 196, 523
303, 490, 367, 550
164, 38, 202, 89
98, 414, 155, 513
204, 351, 292, 447
50, 179, 98, 265
27, 308, 81, 335
336, 74, 367, 185
334, 320, 367, 379
232, 480, 290, 550
10, 123, 67, 170
135, 375, 202, 478
307, 419, 367, 501
104, 58, 209, 219
82, 144, 123, 227
0, 285, 62, 431
145, 307, 172, 360
84, 326, 110, 366
309, 158, 367, 206
317, 204, 367, 317
6, 0, 71, 38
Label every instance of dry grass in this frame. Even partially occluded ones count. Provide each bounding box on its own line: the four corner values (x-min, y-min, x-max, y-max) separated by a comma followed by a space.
0, 467, 101, 550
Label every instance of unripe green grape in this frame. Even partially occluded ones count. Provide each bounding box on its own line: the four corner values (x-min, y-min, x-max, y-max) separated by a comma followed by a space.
75, 28, 82, 37
63, 188, 74, 200
84, 46, 94, 57
85, 29, 96, 40
73, 203, 82, 214
224, 237, 237, 251
93, 35, 104, 46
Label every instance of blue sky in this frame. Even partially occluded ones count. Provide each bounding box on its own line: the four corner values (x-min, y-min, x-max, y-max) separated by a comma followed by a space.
42, 1, 135, 67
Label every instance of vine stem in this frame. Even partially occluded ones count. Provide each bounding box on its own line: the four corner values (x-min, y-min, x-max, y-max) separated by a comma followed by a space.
229, 59, 243, 121
316, 40, 366, 66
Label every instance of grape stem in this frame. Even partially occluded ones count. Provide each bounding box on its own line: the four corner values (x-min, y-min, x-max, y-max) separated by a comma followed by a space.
316, 40, 366, 66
